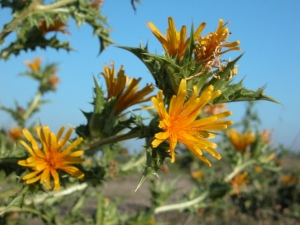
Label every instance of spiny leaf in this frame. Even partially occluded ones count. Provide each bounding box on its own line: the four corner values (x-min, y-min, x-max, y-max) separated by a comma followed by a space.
213, 78, 280, 104
92, 76, 105, 114
135, 147, 159, 192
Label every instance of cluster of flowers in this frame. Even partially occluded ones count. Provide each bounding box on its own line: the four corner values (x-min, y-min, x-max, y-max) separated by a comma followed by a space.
18, 17, 244, 191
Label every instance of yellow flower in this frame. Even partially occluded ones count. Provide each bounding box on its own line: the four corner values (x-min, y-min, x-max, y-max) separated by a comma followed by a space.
230, 172, 249, 195
191, 170, 203, 179
194, 19, 241, 68
24, 57, 42, 72
227, 129, 255, 153
101, 61, 155, 115
281, 175, 298, 185
8, 126, 23, 141
151, 79, 233, 166
254, 166, 262, 173
147, 17, 206, 62
18, 126, 84, 191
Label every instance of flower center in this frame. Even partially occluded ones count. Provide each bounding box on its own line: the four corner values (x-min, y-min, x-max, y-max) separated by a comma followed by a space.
46, 150, 61, 169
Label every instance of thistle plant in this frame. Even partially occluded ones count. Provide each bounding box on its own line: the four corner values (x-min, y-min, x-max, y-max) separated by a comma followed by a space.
1, 1, 298, 224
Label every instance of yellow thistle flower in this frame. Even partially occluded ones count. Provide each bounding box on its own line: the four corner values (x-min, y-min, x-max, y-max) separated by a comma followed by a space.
194, 19, 241, 67
191, 170, 203, 179
38, 17, 69, 36
281, 175, 298, 185
101, 61, 155, 115
24, 57, 42, 72
18, 126, 85, 191
227, 129, 255, 153
230, 172, 249, 195
147, 17, 206, 62
8, 126, 23, 141
254, 166, 262, 173
151, 79, 233, 166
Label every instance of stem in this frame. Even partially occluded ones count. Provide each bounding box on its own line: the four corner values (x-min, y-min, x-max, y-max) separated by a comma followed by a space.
82, 130, 141, 152
0, 0, 40, 40
154, 190, 209, 214
0, 157, 21, 165
22, 90, 43, 123
120, 153, 146, 172
0, 206, 53, 224
25, 183, 88, 205
224, 159, 256, 183
0, 187, 22, 199
35, 0, 76, 12
0, 183, 87, 222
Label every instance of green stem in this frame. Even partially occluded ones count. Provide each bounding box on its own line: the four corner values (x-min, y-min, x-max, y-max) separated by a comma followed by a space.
0, 206, 53, 224
25, 183, 88, 205
154, 190, 209, 214
22, 90, 43, 123
0, 157, 21, 165
0, 0, 40, 40
35, 0, 76, 12
120, 153, 146, 172
224, 159, 256, 183
82, 130, 141, 152
0, 183, 87, 223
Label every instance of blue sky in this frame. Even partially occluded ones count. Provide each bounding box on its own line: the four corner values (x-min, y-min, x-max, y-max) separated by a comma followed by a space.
1, 0, 300, 152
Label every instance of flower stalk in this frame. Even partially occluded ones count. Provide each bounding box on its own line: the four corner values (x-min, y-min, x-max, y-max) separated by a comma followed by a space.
22, 90, 42, 124
82, 130, 141, 152
154, 190, 209, 214
224, 159, 256, 183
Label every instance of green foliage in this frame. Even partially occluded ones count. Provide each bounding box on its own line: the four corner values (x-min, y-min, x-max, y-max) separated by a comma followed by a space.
0, 0, 113, 60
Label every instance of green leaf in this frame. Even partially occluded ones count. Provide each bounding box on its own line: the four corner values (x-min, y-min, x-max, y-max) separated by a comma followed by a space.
135, 147, 159, 192
0, 185, 29, 216
69, 0, 114, 54
88, 76, 106, 138
92, 76, 105, 114
202, 54, 280, 104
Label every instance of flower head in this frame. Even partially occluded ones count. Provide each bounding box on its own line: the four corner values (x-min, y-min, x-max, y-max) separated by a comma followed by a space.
8, 126, 23, 141
194, 19, 241, 69
18, 126, 84, 191
151, 79, 233, 166
227, 129, 255, 153
261, 129, 273, 143
90, 0, 104, 8
281, 174, 298, 185
254, 166, 262, 173
101, 61, 154, 115
47, 74, 60, 90
24, 57, 42, 72
230, 172, 249, 195
191, 170, 203, 179
147, 17, 206, 62
38, 17, 69, 36
203, 103, 227, 115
